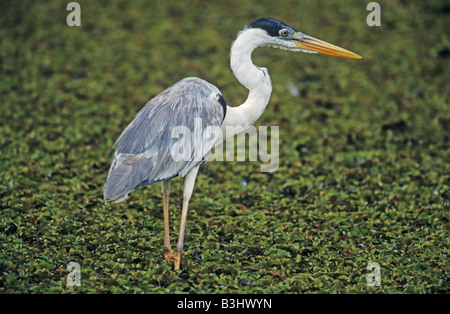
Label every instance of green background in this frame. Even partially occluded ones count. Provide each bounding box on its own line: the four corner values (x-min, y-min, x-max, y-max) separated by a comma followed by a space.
0, 0, 448, 293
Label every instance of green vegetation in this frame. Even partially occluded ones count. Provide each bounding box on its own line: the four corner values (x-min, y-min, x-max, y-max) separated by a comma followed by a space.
0, 0, 448, 293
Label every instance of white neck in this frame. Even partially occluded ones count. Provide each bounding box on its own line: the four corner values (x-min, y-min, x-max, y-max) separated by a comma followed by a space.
221, 29, 273, 137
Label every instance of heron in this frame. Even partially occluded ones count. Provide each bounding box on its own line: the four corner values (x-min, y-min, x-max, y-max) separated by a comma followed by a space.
104, 17, 361, 270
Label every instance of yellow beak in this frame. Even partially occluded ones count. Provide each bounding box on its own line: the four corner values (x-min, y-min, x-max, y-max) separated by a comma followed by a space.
292, 33, 362, 59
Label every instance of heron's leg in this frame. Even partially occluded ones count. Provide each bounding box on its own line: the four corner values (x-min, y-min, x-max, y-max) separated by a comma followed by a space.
162, 180, 173, 260
174, 166, 199, 270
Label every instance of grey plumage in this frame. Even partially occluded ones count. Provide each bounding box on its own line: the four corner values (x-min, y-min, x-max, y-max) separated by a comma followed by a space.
104, 77, 226, 203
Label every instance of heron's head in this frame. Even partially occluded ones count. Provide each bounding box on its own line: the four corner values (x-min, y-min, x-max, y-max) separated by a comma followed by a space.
244, 17, 361, 59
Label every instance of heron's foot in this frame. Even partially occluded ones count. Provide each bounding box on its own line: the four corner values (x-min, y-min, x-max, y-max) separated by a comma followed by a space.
163, 247, 174, 260
173, 250, 182, 270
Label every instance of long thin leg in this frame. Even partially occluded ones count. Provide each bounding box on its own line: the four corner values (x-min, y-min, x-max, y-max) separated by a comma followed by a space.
173, 166, 200, 270
162, 180, 173, 259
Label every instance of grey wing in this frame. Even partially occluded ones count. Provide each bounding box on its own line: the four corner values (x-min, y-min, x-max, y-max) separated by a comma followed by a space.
104, 77, 226, 203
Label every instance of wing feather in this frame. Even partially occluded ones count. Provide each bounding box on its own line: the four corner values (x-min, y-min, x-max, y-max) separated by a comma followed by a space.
104, 77, 226, 203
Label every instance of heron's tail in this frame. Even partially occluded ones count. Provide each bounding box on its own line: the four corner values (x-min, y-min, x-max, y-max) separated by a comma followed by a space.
103, 153, 146, 203
103, 163, 131, 204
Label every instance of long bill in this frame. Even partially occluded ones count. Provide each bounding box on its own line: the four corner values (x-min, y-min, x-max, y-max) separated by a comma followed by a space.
292, 33, 362, 59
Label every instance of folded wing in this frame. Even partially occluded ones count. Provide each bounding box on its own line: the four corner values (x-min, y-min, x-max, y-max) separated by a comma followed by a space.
104, 77, 226, 203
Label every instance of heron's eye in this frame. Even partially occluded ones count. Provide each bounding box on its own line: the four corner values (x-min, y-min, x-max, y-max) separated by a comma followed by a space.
280, 30, 289, 37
